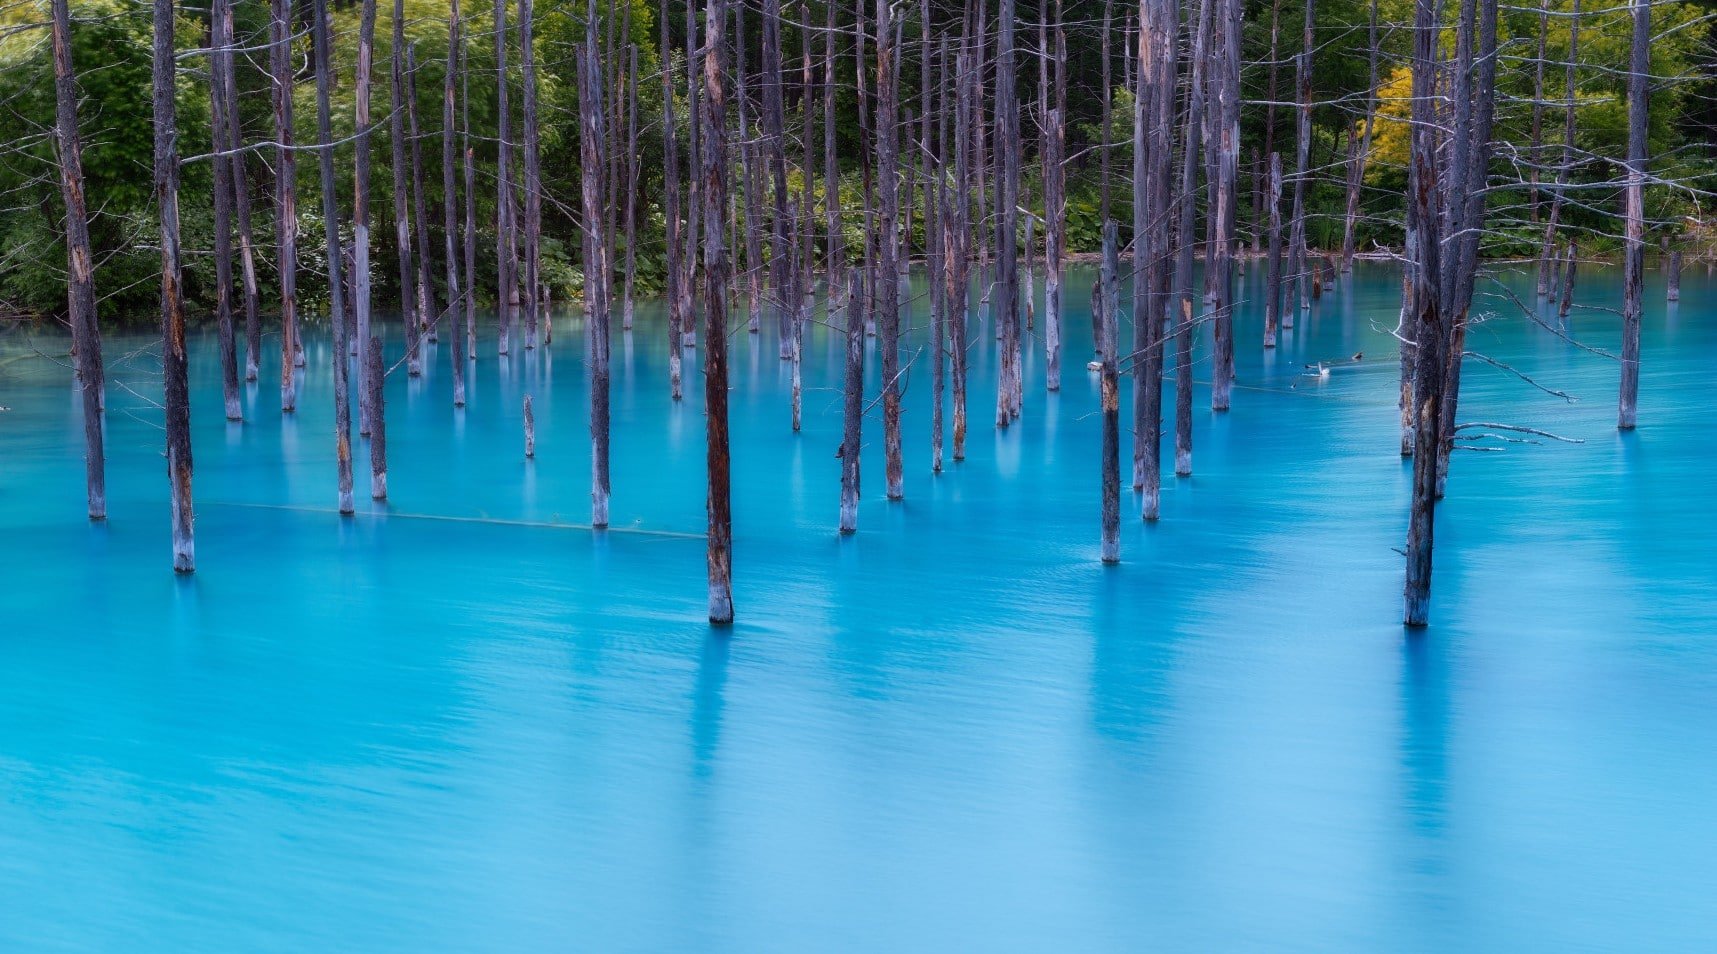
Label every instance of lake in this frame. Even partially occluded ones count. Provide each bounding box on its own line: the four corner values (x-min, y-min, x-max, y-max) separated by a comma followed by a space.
2, 260, 1714, 950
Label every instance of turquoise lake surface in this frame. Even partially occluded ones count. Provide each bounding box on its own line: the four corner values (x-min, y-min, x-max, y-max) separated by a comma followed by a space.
2, 261, 1714, 950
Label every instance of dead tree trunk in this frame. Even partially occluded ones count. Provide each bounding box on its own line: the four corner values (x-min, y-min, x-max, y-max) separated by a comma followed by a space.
1559, 239, 1578, 319
154, 0, 194, 571
840, 269, 863, 532
271, 0, 300, 410
1209, 0, 1240, 409
1288, 0, 1313, 318
1403, 0, 1448, 628
875, 0, 904, 499
994, 0, 1022, 427
1263, 152, 1283, 347
581, 0, 611, 527
461, 30, 478, 362
702, 0, 735, 624
216, 0, 262, 384
524, 394, 535, 456
951, 47, 971, 462
314, 0, 355, 514
52, 0, 105, 519
1173, 0, 1211, 478
1667, 250, 1681, 302
210, 0, 243, 421
1538, 0, 1579, 297
823, 0, 843, 292
368, 337, 387, 499
763, 0, 793, 360
493, 0, 513, 355
520, 0, 542, 349
661, 0, 684, 399
445, 0, 466, 405
1617, 0, 1649, 430
1342, 0, 1378, 272
1099, 219, 1120, 563
1043, 0, 1066, 392
389, 0, 420, 376
623, 43, 640, 330
408, 48, 436, 347
354, 0, 377, 434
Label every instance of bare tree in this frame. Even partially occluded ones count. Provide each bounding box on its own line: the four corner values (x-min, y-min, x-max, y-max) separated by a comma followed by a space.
154, 0, 194, 571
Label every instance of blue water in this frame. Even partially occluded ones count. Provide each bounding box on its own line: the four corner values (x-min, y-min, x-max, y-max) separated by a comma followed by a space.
2, 261, 1714, 951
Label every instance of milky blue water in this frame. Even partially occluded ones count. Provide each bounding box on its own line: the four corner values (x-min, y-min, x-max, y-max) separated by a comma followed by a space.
2, 260, 1715, 951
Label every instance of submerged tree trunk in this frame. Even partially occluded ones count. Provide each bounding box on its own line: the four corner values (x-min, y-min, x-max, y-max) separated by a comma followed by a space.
354, 0, 377, 435
1288, 0, 1313, 318
1667, 250, 1681, 302
661, 0, 684, 399
52, 0, 105, 519
840, 270, 863, 533
520, 0, 542, 349
1173, 0, 1212, 478
876, 0, 904, 499
443, 0, 466, 405
314, 0, 355, 515
154, 0, 194, 571
1617, 0, 1649, 430
210, 0, 242, 421
215, 0, 262, 385
407, 49, 436, 348
389, 0, 420, 376
1209, 0, 1240, 410
368, 337, 387, 499
271, 0, 300, 410
702, 0, 734, 625
1043, 0, 1067, 392
493, 0, 513, 355
1264, 152, 1283, 347
1538, 0, 1579, 297
1099, 219, 1120, 563
581, 1, 611, 527
1342, 0, 1379, 273
994, 0, 1022, 427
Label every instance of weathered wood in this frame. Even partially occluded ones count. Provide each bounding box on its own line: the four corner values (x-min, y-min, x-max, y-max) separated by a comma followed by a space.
1288, 1, 1313, 319
736, 0, 763, 334
1559, 239, 1578, 319
389, 0, 420, 376
51, 0, 105, 519
314, 0, 355, 515
407, 46, 438, 353
154, 0, 195, 571
1538, 0, 1579, 297
1099, 220, 1120, 563
875, 0, 904, 498
994, 0, 1022, 427
823, 0, 843, 289
1667, 250, 1682, 302
950, 46, 971, 462
216, 0, 262, 384
1043, 0, 1067, 393
210, 0, 243, 420
1209, 0, 1240, 410
581, 0, 611, 528
461, 22, 478, 363
1342, 0, 1379, 272
661, 0, 684, 399
354, 0, 377, 435
443, 0, 466, 405
1173, 0, 1212, 479
368, 337, 387, 499
523, 394, 535, 457
493, 0, 513, 355
271, 0, 300, 410
702, 0, 735, 625
1263, 153, 1284, 348
840, 269, 863, 533
1404, 0, 1448, 627
1617, 0, 1649, 430
622, 43, 640, 330
520, 0, 542, 349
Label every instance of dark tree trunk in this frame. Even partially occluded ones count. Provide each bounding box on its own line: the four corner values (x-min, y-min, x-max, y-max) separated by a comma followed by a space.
1264, 152, 1283, 348
1343, 0, 1379, 272
1173, 0, 1211, 478
702, 0, 735, 624
389, 0, 420, 376
271, 0, 301, 411
1559, 239, 1578, 319
623, 43, 640, 330
210, 0, 242, 421
875, 0, 904, 499
763, 0, 793, 360
215, 0, 262, 384
524, 394, 535, 457
661, 0, 684, 399
461, 26, 478, 362
493, 0, 513, 355
1539, 0, 1579, 297
314, 0, 355, 514
840, 269, 863, 532
823, 0, 843, 290
1667, 250, 1682, 302
355, 0, 377, 435
1209, 0, 1240, 409
950, 46, 971, 462
445, 0, 466, 405
52, 0, 105, 519
994, 0, 1021, 427
1618, 0, 1649, 430
1043, 0, 1067, 392
408, 47, 438, 352
368, 337, 387, 499
520, 0, 542, 349
1287, 0, 1313, 319
581, 0, 612, 527
1099, 219, 1120, 563
154, 0, 195, 571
